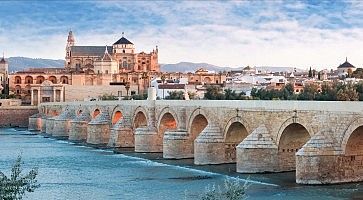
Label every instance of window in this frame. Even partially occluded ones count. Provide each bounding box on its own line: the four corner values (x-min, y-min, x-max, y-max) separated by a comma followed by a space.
123, 61, 127, 68
105, 70, 109, 74
123, 50, 125, 53
131, 91, 136, 95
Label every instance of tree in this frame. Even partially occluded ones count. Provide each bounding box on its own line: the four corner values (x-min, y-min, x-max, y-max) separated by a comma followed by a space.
204, 86, 224, 100
298, 83, 319, 100
131, 93, 147, 100
99, 93, 118, 101
337, 84, 359, 101
0, 155, 40, 200
188, 91, 198, 100
165, 91, 184, 100
308, 67, 312, 78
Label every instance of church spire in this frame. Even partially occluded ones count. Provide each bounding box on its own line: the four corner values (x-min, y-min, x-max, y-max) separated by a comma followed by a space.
105, 45, 109, 54
67, 30, 75, 46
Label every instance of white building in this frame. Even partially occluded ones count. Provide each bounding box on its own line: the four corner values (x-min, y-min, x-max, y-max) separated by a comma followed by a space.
150, 78, 188, 99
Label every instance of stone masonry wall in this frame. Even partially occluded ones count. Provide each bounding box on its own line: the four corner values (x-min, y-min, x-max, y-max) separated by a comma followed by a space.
0, 106, 38, 127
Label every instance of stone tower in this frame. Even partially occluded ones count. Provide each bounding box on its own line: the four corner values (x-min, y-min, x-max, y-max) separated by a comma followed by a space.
65, 30, 75, 69
0, 53, 9, 94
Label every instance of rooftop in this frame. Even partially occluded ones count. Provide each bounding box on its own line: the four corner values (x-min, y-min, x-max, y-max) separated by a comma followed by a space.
338, 57, 355, 69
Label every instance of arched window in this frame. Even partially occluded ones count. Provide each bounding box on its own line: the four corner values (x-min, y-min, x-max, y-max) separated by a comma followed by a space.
15, 76, 21, 84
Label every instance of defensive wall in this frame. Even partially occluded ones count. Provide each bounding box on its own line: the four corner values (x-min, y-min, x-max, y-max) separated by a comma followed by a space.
0, 106, 38, 127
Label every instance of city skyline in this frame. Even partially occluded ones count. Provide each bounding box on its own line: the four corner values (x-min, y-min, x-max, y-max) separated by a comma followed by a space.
1, 1, 363, 69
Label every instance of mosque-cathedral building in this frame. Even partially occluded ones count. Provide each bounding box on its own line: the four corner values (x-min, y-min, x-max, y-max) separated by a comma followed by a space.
8, 31, 226, 105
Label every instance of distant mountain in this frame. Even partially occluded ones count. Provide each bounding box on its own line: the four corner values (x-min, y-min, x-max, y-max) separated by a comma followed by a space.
161, 62, 305, 73
160, 62, 230, 72
6, 57, 305, 73
7, 57, 64, 72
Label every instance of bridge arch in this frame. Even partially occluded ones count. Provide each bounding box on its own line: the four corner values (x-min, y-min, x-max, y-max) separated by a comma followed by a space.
157, 107, 178, 130
111, 106, 125, 125
187, 108, 209, 139
341, 117, 363, 154
277, 120, 311, 171
223, 117, 250, 162
276, 117, 313, 146
158, 112, 178, 139
92, 108, 100, 119
132, 106, 148, 128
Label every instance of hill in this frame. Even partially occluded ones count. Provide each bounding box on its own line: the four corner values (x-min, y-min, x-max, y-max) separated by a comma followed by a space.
7, 57, 64, 72
6, 57, 304, 73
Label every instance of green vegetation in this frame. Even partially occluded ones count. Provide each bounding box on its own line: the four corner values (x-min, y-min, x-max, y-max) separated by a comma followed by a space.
251, 82, 363, 101
0, 94, 16, 99
131, 93, 148, 100
199, 178, 249, 200
99, 94, 118, 101
165, 91, 184, 100
0, 155, 40, 200
164, 91, 198, 100
204, 86, 248, 100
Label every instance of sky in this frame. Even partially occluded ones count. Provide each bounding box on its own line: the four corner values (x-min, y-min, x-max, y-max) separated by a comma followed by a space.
1, 0, 363, 69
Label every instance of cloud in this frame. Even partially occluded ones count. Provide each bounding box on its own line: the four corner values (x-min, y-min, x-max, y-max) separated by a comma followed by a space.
1, 1, 363, 69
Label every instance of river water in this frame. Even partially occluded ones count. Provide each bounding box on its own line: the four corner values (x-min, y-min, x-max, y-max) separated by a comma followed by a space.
0, 128, 362, 200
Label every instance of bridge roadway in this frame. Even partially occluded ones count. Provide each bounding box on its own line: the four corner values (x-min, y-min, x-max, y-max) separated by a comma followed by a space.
28, 94, 363, 184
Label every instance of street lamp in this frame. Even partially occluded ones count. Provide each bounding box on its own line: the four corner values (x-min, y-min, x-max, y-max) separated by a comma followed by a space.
125, 82, 130, 100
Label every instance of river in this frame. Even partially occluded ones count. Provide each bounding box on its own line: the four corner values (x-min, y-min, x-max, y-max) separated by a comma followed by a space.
0, 128, 361, 200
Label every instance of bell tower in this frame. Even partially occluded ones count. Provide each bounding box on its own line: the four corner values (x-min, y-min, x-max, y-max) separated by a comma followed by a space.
0, 52, 9, 94
65, 30, 75, 69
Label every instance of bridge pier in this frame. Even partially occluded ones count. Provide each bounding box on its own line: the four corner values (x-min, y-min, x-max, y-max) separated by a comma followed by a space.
296, 131, 349, 184
69, 110, 91, 141
86, 112, 111, 145
45, 117, 55, 135
28, 113, 42, 131
53, 108, 76, 137
237, 125, 279, 173
194, 124, 225, 165
134, 127, 161, 152
163, 130, 192, 159
108, 116, 134, 148
40, 115, 47, 133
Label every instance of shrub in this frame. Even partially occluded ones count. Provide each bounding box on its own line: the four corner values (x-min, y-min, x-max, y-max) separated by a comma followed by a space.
199, 178, 249, 200
0, 155, 40, 200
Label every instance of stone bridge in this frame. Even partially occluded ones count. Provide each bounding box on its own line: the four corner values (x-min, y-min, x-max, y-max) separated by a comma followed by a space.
28, 94, 363, 184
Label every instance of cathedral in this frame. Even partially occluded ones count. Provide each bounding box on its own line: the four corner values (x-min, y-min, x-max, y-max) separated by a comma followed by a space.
65, 31, 159, 74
